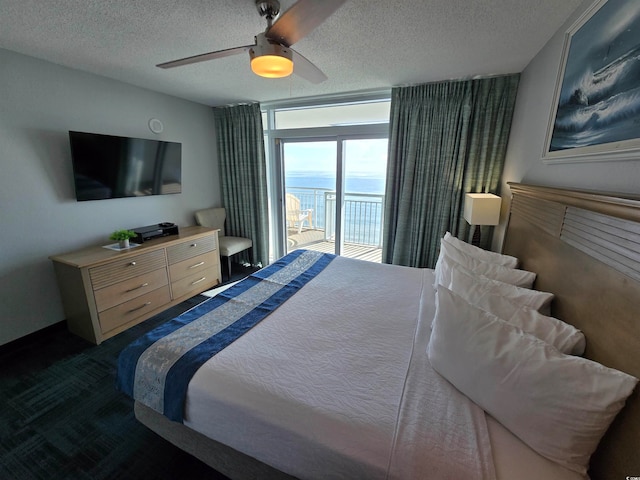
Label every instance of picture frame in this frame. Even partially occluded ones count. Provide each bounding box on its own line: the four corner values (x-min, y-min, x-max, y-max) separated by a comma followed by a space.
542, 0, 640, 163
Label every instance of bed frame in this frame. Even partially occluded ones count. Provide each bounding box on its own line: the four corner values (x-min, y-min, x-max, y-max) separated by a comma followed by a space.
136, 182, 640, 480
504, 182, 640, 480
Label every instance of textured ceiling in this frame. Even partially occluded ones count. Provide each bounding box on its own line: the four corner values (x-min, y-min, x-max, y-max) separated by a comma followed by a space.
0, 0, 583, 106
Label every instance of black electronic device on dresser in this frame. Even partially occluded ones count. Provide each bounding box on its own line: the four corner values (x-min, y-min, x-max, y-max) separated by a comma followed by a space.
133, 222, 179, 243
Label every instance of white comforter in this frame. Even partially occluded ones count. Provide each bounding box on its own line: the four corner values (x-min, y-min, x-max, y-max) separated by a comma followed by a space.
183, 256, 495, 479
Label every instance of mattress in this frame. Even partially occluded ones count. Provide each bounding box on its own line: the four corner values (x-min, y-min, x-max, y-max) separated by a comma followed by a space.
172, 255, 583, 480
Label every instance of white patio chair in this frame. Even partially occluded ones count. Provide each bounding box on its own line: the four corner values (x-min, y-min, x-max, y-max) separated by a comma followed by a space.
286, 193, 313, 234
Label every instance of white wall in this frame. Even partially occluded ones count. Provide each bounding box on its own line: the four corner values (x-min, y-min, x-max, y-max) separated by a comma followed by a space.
0, 49, 221, 345
496, 0, 640, 249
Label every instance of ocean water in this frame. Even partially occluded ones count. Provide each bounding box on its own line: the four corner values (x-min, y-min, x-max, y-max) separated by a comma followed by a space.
285, 171, 386, 194
285, 171, 386, 245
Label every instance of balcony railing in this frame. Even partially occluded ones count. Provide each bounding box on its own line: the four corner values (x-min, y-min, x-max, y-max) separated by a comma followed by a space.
286, 187, 384, 247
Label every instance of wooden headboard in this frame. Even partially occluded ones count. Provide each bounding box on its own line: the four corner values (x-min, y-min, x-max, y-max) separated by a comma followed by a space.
503, 182, 640, 480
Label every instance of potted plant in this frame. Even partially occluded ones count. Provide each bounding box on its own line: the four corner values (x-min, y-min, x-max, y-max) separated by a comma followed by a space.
110, 229, 136, 249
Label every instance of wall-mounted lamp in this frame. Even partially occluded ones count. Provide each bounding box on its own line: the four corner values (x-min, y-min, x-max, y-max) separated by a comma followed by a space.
463, 193, 502, 247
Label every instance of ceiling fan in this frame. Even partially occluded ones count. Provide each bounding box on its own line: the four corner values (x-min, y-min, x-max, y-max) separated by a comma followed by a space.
156, 0, 347, 83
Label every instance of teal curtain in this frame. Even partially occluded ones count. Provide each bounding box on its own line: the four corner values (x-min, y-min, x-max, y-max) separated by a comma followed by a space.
382, 74, 520, 268
213, 103, 269, 267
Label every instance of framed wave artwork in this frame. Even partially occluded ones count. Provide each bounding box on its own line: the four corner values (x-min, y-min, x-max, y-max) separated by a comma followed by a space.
543, 0, 640, 163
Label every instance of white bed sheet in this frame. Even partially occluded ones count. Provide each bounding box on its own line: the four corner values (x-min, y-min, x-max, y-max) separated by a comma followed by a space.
183, 256, 583, 480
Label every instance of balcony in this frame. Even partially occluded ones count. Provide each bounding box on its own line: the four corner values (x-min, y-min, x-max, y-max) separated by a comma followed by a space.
286, 187, 383, 263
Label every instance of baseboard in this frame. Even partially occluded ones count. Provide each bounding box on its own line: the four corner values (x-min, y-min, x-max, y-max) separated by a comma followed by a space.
0, 320, 67, 354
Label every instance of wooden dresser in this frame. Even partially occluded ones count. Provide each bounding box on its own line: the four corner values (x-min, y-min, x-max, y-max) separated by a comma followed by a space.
50, 226, 221, 344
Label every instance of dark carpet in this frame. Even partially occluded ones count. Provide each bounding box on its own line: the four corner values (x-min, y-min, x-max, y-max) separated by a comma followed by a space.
0, 263, 258, 480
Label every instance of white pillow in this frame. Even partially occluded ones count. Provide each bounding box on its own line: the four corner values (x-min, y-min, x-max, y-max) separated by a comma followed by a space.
436, 240, 536, 288
446, 262, 553, 314
428, 287, 638, 475
458, 287, 585, 355
443, 232, 518, 268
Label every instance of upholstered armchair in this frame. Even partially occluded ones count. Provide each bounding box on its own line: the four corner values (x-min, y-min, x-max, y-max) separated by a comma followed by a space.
194, 207, 253, 281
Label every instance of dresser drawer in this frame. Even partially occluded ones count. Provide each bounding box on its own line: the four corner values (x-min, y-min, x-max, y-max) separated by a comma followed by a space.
89, 250, 166, 289
93, 268, 169, 313
167, 235, 217, 265
171, 267, 219, 299
169, 251, 219, 282
98, 285, 171, 334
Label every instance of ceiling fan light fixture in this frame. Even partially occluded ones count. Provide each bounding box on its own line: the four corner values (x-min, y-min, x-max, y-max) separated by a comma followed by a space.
157, 0, 342, 83
251, 54, 293, 78
249, 33, 293, 78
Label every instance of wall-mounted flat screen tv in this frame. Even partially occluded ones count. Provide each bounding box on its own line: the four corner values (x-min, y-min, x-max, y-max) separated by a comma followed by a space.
69, 131, 182, 201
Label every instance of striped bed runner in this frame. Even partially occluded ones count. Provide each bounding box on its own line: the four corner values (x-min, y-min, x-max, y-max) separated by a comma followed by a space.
116, 249, 335, 422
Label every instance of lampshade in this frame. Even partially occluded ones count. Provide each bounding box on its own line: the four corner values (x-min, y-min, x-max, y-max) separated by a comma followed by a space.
464, 193, 501, 226
249, 33, 293, 78
251, 54, 293, 78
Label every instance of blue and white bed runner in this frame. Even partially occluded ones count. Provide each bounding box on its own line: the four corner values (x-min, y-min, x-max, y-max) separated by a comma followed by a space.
116, 249, 335, 422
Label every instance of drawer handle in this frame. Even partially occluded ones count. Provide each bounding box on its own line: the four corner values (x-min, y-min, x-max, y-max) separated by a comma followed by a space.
128, 301, 151, 313
126, 282, 149, 292
191, 277, 206, 285
190, 243, 197, 247
189, 261, 205, 269
129, 261, 137, 266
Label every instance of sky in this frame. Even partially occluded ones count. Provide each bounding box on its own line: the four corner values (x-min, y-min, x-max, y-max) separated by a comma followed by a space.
283, 139, 388, 177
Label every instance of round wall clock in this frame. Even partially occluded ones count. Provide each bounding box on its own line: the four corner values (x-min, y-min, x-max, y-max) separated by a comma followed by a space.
148, 118, 164, 134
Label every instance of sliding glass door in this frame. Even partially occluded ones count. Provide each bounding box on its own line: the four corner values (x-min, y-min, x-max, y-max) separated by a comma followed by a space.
341, 138, 387, 259
282, 140, 336, 254
281, 137, 387, 261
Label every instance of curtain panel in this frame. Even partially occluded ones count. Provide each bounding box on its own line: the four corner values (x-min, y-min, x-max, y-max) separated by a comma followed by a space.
213, 103, 269, 267
382, 75, 520, 268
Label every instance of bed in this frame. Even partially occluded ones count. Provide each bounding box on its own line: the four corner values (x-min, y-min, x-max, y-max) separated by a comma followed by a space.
117, 183, 640, 480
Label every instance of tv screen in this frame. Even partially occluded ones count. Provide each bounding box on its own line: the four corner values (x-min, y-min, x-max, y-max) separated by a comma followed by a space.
69, 131, 182, 201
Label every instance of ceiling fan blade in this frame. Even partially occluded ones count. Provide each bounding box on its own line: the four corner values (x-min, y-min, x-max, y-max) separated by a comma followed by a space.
266, 0, 347, 47
291, 48, 327, 84
156, 44, 254, 69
